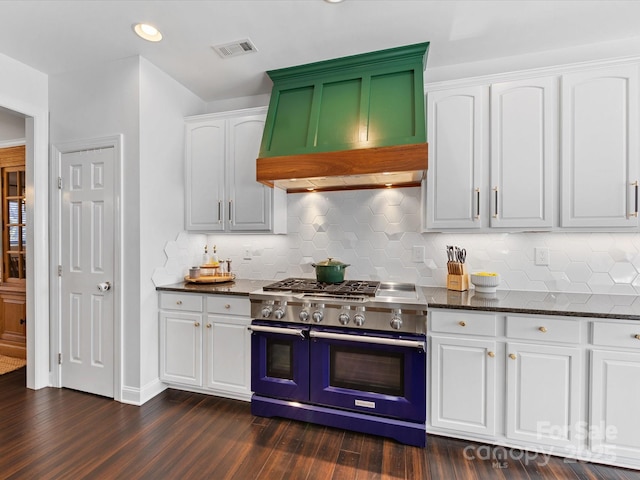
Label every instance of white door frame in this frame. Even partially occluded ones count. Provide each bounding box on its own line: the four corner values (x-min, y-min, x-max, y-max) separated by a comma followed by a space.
50, 135, 123, 401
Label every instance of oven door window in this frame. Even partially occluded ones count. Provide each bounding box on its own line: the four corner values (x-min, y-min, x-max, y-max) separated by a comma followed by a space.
267, 339, 294, 380
330, 346, 403, 397
250, 321, 310, 402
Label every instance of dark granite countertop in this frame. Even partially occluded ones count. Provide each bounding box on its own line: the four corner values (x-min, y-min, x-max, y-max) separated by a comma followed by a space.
156, 279, 272, 296
156, 281, 640, 320
422, 287, 640, 321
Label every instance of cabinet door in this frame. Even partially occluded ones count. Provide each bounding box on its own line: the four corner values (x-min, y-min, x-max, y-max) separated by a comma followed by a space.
159, 311, 203, 386
430, 336, 497, 436
185, 119, 226, 231
424, 87, 485, 230
228, 114, 273, 232
561, 65, 639, 227
506, 342, 582, 449
591, 349, 640, 461
205, 314, 251, 397
490, 77, 557, 228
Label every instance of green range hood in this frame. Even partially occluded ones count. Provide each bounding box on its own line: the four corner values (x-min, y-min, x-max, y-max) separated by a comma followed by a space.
256, 42, 429, 193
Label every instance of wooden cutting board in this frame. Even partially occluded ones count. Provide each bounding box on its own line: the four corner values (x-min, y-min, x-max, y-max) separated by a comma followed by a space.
184, 273, 236, 284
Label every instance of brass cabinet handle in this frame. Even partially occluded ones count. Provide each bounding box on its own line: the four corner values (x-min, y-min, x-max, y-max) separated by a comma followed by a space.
488, 351, 495, 358
509, 353, 517, 360
176, 300, 182, 305
539, 326, 547, 333
194, 322, 200, 327
225, 304, 231, 309
207, 324, 212, 328
459, 321, 466, 327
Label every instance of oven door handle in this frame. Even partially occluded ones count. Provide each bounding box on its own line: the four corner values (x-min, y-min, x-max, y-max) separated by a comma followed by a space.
309, 330, 425, 351
248, 325, 306, 339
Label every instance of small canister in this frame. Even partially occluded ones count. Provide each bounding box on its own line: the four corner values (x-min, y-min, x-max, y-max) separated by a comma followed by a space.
189, 267, 201, 279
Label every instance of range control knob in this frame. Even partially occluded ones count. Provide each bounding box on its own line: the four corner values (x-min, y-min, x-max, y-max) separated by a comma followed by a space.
338, 312, 350, 325
274, 308, 286, 320
261, 305, 273, 318
299, 310, 310, 322
353, 313, 365, 327
312, 310, 324, 323
390, 315, 403, 330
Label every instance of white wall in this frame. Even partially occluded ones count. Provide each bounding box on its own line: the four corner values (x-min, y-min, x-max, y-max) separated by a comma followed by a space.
50, 55, 206, 404
0, 107, 25, 143
0, 52, 49, 390
138, 57, 205, 401
50, 56, 141, 399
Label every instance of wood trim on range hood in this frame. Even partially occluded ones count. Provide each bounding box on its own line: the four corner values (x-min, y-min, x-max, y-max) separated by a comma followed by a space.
257, 143, 428, 193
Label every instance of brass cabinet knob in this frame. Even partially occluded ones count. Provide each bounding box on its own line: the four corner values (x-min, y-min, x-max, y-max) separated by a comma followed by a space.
225, 304, 231, 309
488, 351, 495, 358
206, 324, 212, 328
194, 322, 200, 327
509, 353, 517, 360
459, 321, 466, 327
176, 300, 182, 305
635, 334, 640, 340
539, 326, 547, 333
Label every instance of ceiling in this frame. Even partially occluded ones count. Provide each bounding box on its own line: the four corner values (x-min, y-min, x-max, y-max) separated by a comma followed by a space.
1, 0, 640, 102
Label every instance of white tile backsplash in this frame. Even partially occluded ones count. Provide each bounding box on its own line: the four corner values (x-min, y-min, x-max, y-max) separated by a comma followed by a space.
153, 188, 640, 295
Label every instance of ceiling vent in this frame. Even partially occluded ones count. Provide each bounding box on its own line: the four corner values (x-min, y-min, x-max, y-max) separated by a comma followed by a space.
212, 39, 258, 58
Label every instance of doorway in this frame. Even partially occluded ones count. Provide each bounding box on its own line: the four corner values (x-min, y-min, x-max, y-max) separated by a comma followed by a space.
0, 145, 27, 359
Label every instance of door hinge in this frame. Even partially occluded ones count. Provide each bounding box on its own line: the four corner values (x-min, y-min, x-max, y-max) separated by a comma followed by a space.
58, 177, 63, 189
58, 265, 62, 277
58, 353, 62, 365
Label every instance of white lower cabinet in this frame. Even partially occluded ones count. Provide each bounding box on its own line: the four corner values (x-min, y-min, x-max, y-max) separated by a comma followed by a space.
430, 335, 497, 436
505, 342, 582, 449
159, 292, 252, 401
159, 310, 203, 386
590, 321, 640, 462
429, 309, 640, 469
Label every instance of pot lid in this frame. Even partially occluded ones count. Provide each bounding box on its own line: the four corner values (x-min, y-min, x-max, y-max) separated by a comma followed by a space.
315, 257, 349, 267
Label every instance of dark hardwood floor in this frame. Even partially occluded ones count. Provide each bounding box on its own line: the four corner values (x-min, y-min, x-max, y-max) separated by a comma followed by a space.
1, 367, 639, 480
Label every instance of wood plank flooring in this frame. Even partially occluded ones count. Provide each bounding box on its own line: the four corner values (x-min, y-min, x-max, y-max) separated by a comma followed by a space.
1, 368, 639, 480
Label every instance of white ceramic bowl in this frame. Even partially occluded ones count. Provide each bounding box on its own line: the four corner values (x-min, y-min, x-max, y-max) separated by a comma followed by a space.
470, 272, 500, 293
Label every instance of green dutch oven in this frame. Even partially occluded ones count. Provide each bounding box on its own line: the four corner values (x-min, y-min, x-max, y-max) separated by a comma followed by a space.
311, 257, 350, 284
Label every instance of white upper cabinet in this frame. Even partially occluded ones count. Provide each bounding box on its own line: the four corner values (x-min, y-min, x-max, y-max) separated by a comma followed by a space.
560, 64, 640, 227
424, 86, 485, 230
185, 119, 226, 231
185, 107, 286, 233
490, 77, 557, 229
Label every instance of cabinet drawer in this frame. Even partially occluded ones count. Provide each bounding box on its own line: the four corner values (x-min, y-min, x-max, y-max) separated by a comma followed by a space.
506, 316, 580, 344
207, 295, 250, 316
429, 310, 497, 336
159, 292, 203, 312
592, 321, 640, 349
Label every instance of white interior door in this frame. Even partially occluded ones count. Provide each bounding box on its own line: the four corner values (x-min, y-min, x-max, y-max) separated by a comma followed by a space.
60, 147, 114, 397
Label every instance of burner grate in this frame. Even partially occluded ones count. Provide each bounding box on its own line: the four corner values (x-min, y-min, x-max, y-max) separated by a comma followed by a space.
263, 278, 380, 297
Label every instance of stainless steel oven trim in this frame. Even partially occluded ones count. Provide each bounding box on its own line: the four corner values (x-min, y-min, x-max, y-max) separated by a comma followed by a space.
309, 330, 425, 350
248, 324, 306, 339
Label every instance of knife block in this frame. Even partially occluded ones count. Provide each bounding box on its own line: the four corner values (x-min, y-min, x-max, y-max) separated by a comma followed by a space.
447, 263, 469, 291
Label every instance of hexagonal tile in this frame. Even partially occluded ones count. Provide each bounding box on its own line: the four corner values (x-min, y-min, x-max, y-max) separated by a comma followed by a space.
587, 252, 614, 273
587, 273, 613, 293
565, 262, 592, 283
609, 262, 638, 284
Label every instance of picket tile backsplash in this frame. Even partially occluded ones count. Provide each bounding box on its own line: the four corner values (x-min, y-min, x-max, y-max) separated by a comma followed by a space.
153, 188, 640, 295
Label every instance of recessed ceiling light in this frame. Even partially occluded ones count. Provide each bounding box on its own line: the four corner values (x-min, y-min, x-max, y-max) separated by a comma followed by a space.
133, 23, 163, 42
324, 0, 344, 3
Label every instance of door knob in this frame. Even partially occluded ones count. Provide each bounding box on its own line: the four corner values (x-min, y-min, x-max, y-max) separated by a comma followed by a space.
97, 281, 111, 292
